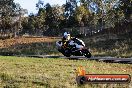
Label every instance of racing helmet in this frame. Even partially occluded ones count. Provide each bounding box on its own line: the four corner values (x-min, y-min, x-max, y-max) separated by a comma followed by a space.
63, 32, 71, 40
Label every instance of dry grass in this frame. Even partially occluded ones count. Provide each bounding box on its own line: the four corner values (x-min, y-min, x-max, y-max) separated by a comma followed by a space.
0, 35, 132, 57
0, 37, 59, 48
0, 37, 60, 55
83, 34, 132, 58
0, 56, 132, 88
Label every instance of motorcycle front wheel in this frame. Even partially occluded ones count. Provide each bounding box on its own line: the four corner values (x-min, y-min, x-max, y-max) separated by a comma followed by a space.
58, 48, 71, 57
64, 49, 71, 57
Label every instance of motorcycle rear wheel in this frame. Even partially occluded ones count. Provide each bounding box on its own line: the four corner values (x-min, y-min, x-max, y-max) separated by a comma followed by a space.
83, 49, 91, 58
84, 52, 91, 58
58, 48, 71, 57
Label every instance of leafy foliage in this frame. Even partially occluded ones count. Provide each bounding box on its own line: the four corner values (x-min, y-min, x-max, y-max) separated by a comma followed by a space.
0, 0, 131, 37
0, 0, 27, 38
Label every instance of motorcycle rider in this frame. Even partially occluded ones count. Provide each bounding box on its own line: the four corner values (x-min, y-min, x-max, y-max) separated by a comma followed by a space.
56, 32, 91, 57
60, 32, 85, 50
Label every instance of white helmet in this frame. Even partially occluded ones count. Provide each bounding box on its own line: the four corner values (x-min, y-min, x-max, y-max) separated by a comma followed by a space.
63, 32, 71, 40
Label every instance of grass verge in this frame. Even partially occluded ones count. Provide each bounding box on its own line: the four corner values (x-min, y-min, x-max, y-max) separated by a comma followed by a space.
0, 56, 132, 88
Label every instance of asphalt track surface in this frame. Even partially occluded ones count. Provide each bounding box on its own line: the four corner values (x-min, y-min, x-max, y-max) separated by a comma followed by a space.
23, 55, 132, 64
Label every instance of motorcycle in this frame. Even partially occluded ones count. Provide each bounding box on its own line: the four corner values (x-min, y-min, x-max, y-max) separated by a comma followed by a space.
56, 40, 91, 58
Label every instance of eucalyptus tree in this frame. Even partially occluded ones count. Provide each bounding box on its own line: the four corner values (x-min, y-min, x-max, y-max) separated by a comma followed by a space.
63, 0, 78, 27
0, 0, 27, 37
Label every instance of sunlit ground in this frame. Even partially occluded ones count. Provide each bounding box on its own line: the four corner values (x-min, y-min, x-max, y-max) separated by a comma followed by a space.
0, 56, 132, 88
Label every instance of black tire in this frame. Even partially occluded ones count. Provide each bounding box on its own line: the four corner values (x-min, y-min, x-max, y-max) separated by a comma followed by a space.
64, 49, 71, 57
58, 48, 71, 57
64, 54, 71, 57
84, 52, 91, 58
83, 49, 92, 58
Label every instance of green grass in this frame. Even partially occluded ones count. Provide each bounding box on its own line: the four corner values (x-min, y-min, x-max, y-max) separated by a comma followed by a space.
0, 56, 132, 88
